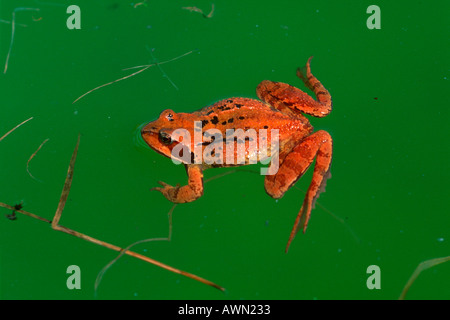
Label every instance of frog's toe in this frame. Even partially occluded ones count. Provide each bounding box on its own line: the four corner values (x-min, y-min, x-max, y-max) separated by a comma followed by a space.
158, 181, 172, 187
151, 181, 171, 192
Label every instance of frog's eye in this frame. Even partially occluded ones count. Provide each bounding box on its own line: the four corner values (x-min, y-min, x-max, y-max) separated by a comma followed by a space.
158, 130, 172, 145
167, 113, 174, 122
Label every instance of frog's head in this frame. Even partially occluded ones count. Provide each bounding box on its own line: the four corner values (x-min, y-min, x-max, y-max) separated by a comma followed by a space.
141, 109, 192, 163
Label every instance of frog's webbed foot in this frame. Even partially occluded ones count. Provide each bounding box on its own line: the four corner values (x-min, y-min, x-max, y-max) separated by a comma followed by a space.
151, 181, 177, 195
151, 181, 183, 203
151, 165, 204, 204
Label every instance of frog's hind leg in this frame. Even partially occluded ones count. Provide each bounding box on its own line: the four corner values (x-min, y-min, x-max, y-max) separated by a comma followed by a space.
264, 130, 332, 253
256, 56, 332, 117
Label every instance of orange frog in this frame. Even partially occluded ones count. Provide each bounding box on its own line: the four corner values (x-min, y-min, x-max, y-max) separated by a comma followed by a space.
141, 57, 332, 252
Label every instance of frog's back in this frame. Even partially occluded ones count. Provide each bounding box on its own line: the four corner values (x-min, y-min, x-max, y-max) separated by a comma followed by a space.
184, 97, 313, 168
196, 97, 311, 135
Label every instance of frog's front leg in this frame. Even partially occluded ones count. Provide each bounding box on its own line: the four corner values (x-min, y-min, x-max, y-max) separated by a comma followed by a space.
152, 165, 204, 203
265, 130, 332, 252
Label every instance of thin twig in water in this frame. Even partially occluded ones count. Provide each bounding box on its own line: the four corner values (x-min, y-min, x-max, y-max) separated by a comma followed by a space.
96, 168, 258, 293
122, 50, 195, 70
3, 7, 40, 74
94, 204, 176, 296
51, 134, 80, 229
27, 138, 49, 181
399, 256, 450, 300
73, 65, 152, 104
0, 202, 51, 223
73, 50, 195, 104
0, 117, 33, 142
1, 135, 223, 292
133, 0, 148, 8
95, 169, 262, 293
0, 19, 28, 27
182, 4, 215, 18
146, 46, 179, 90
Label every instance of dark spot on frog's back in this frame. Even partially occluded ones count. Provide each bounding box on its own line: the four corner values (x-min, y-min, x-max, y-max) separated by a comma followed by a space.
234, 103, 243, 108
201, 119, 209, 128
211, 116, 219, 125
217, 104, 231, 111
227, 118, 234, 123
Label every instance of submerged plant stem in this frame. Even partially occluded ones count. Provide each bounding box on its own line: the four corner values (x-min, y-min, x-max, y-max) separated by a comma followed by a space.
94, 204, 176, 295
73, 50, 195, 104
1, 135, 224, 292
0, 117, 33, 142
3, 8, 40, 74
399, 256, 450, 300
27, 138, 49, 181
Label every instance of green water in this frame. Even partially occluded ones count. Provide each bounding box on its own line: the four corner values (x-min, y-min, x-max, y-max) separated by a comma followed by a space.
0, 0, 449, 300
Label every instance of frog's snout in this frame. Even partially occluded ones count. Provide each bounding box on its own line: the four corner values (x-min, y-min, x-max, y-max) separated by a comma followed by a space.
141, 123, 155, 135
141, 126, 149, 136
141, 123, 156, 143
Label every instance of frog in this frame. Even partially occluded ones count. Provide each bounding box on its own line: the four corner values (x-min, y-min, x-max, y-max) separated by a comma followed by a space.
141, 57, 332, 252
